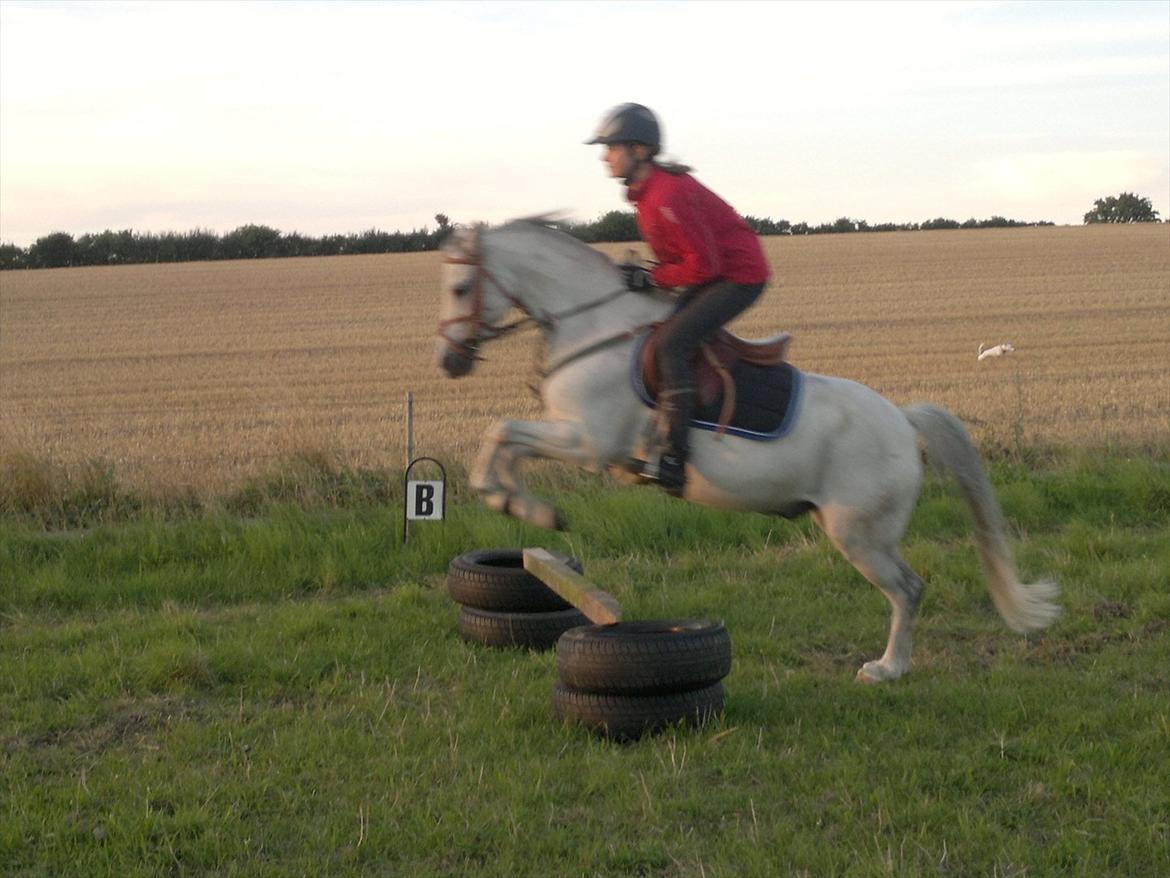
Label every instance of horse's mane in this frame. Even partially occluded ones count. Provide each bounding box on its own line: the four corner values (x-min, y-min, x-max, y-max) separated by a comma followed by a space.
503, 211, 572, 235
496, 213, 619, 271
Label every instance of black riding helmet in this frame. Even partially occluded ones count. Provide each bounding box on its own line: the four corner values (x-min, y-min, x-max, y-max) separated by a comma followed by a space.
585, 103, 661, 154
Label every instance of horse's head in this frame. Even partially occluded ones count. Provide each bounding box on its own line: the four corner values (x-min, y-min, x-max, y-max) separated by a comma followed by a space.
436, 216, 649, 379
435, 224, 522, 378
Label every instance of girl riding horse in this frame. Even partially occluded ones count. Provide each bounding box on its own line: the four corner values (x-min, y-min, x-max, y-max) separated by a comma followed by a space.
587, 102, 771, 495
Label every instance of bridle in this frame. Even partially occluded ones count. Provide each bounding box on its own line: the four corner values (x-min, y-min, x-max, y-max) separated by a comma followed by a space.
438, 248, 643, 376
437, 254, 540, 360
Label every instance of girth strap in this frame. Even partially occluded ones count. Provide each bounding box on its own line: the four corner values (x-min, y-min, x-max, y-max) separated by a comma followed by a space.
701, 343, 736, 437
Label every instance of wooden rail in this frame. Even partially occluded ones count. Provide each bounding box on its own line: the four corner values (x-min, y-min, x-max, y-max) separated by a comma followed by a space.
522, 548, 621, 625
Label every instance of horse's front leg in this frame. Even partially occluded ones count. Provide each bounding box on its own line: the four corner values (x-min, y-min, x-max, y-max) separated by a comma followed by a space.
471, 418, 593, 530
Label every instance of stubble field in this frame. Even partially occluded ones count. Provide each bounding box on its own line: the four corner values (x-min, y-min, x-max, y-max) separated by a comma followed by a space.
2, 223, 1167, 497
2, 224, 1168, 876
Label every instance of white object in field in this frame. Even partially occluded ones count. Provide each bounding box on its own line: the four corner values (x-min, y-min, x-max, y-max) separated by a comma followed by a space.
978, 342, 1015, 361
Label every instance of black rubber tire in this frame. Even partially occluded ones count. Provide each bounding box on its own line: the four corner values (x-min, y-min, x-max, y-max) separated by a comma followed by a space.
457, 606, 590, 651
556, 620, 732, 695
447, 548, 583, 612
551, 681, 725, 741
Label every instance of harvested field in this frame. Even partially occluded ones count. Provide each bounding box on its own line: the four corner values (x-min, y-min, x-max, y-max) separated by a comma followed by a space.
1, 224, 1167, 495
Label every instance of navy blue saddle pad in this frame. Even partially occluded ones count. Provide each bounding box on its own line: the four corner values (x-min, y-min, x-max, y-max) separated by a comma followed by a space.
630, 336, 804, 441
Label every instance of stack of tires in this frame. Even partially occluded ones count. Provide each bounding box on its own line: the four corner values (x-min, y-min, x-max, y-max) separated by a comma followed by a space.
552, 620, 732, 741
447, 548, 589, 650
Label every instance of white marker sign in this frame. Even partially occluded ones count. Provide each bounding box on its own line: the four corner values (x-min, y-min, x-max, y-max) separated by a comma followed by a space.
406, 480, 444, 521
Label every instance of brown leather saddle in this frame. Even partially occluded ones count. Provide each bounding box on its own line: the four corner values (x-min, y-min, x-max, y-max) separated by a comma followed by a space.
640, 325, 792, 435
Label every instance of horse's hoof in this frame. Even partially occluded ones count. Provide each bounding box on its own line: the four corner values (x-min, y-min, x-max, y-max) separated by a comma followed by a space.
530, 502, 562, 531
507, 495, 562, 531
481, 490, 511, 516
855, 661, 902, 684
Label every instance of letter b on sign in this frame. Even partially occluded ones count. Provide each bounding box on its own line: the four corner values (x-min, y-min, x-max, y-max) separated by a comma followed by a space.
407, 481, 444, 520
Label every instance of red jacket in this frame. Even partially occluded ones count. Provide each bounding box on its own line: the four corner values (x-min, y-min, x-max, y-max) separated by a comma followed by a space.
627, 166, 770, 289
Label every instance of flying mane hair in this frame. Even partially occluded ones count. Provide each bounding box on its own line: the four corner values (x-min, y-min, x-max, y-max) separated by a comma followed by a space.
507, 212, 574, 234
503, 214, 616, 270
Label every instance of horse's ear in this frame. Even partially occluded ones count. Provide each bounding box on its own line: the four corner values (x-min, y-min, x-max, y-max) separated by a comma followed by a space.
442, 224, 477, 256
469, 222, 487, 257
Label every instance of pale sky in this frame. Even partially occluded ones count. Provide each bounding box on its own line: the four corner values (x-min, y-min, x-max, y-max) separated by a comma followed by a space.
1, 0, 1168, 247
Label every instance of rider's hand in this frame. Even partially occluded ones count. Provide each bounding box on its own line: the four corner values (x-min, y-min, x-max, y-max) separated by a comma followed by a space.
619, 262, 653, 291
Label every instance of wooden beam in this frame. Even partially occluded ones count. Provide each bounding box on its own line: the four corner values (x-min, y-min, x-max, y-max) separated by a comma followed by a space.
523, 548, 621, 625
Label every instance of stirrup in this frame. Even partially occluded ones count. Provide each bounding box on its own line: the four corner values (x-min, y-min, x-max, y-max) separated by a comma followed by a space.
633, 452, 686, 496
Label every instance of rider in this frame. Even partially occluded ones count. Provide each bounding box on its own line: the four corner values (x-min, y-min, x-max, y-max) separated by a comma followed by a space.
586, 102, 771, 496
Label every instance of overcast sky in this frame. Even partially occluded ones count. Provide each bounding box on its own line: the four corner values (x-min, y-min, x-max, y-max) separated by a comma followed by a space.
1, 0, 1167, 247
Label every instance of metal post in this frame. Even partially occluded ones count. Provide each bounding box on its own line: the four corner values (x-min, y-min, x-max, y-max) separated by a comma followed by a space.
405, 391, 413, 544
406, 391, 414, 466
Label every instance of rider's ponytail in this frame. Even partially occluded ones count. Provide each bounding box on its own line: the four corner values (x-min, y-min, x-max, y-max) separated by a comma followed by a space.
654, 158, 693, 175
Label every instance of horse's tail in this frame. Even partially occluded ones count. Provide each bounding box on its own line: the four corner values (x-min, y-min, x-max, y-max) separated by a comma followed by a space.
902, 403, 1060, 633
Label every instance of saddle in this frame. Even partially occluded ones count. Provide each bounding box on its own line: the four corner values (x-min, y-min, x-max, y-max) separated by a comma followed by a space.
640, 325, 792, 435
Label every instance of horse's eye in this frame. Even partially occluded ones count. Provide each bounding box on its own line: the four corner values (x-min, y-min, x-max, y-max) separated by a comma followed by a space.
454, 282, 472, 298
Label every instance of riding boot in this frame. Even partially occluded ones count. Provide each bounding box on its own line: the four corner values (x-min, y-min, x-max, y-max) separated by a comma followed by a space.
643, 387, 694, 496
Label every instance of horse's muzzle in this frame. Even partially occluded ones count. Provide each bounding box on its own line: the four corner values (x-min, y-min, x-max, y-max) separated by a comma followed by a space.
438, 339, 479, 377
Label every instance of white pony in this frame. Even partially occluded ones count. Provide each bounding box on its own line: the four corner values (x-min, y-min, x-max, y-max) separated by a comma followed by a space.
435, 219, 1059, 682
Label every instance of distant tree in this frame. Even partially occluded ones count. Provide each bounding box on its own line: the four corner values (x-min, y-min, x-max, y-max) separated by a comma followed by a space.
921, 217, 961, 230
219, 224, 282, 259
743, 215, 791, 235
178, 229, 218, 261
593, 210, 639, 242
434, 213, 451, 234
317, 234, 347, 256
1083, 192, 1160, 223
76, 230, 117, 265
566, 210, 639, 243
113, 229, 139, 261
352, 229, 389, 254
28, 232, 77, 268
0, 242, 26, 269
280, 232, 313, 257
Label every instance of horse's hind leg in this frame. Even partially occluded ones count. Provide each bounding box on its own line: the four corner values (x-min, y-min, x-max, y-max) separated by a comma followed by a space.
814, 506, 925, 682
854, 552, 926, 682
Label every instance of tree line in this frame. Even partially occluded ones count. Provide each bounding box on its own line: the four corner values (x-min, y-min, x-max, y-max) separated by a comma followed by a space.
0, 212, 1052, 271
0, 223, 447, 271
1, 191, 1158, 270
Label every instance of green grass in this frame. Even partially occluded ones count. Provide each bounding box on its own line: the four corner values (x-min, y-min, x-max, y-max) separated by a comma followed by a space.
2, 452, 1168, 876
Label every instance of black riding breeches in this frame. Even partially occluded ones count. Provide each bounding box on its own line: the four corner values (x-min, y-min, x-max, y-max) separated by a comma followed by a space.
653, 278, 766, 460
656, 278, 767, 394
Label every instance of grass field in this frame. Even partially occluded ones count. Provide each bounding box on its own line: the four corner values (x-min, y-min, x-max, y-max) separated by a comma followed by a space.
1, 225, 1168, 875
2, 456, 1168, 876
2, 224, 1167, 496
